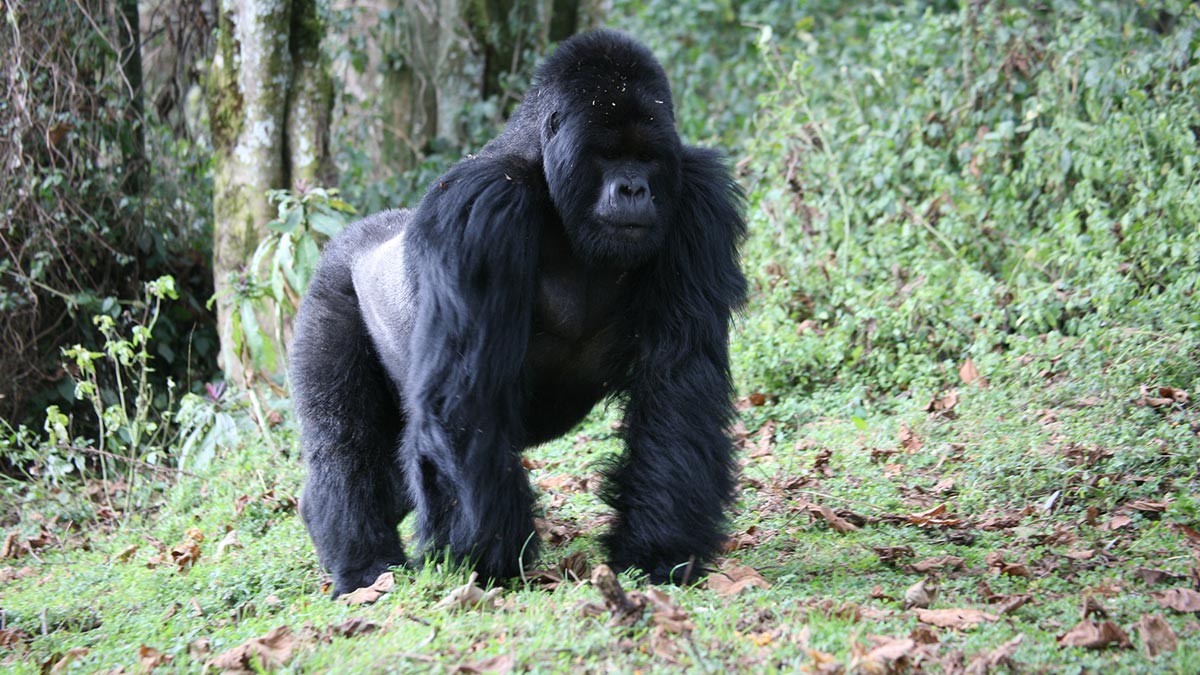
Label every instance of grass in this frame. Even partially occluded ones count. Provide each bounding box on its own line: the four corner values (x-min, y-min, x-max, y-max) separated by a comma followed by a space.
2, 329, 1198, 672
4, 1, 1200, 673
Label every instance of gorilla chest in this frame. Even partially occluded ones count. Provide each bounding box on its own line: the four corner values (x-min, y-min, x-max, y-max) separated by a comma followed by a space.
523, 267, 630, 444
528, 266, 630, 386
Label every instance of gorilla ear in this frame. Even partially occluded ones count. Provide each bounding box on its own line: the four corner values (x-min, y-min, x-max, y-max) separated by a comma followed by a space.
544, 111, 561, 142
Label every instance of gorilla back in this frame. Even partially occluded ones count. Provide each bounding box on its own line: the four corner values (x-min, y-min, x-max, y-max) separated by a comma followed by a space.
291, 29, 746, 597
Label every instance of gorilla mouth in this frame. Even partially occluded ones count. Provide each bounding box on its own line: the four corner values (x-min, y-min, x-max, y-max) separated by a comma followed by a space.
599, 216, 653, 231
611, 222, 651, 239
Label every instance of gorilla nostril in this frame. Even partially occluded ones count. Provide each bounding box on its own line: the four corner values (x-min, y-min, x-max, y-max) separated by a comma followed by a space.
617, 177, 650, 201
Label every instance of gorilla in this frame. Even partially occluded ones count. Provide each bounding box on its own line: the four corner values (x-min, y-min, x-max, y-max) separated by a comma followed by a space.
291, 29, 746, 597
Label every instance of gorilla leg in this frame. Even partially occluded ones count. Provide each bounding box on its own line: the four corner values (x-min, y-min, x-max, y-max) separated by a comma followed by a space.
292, 232, 412, 597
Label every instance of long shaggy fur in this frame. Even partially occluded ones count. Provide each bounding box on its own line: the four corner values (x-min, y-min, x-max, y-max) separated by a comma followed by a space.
291, 29, 746, 597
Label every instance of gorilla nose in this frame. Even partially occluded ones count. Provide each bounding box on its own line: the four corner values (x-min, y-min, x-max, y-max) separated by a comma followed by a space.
611, 176, 651, 207
599, 174, 656, 227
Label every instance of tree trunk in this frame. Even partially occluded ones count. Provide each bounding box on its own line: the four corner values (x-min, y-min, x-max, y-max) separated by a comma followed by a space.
208, 0, 332, 386
377, 0, 439, 171
287, 0, 334, 184
117, 0, 147, 204
341, 0, 600, 174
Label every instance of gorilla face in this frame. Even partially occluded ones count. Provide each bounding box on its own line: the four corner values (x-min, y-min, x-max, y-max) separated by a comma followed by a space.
541, 91, 682, 269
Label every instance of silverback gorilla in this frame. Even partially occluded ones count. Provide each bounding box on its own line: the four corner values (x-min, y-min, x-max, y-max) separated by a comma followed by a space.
291, 30, 747, 597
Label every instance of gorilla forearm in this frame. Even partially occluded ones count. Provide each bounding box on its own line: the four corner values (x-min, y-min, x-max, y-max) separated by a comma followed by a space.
601, 358, 739, 583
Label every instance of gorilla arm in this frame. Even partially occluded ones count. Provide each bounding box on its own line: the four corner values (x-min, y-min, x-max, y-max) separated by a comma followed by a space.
400, 156, 548, 579
600, 147, 748, 583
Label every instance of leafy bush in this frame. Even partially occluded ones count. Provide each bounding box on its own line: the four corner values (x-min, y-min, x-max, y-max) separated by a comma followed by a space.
1, 276, 234, 509
734, 0, 1200, 398
223, 185, 355, 382
0, 0, 217, 426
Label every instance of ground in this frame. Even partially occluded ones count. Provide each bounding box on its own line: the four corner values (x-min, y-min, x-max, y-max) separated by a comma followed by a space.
1, 334, 1198, 672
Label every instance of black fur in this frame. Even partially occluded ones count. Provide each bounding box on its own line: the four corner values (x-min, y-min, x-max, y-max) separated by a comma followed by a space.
291, 29, 746, 597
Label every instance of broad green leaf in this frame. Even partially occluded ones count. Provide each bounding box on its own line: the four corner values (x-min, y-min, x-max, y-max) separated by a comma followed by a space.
308, 211, 345, 238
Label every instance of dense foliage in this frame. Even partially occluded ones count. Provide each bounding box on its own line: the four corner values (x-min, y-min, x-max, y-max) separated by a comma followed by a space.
621, 0, 1199, 404
0, 0, 216, 426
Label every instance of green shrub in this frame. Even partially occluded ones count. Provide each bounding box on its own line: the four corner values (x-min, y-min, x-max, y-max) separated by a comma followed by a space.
735, 0, 1200, 398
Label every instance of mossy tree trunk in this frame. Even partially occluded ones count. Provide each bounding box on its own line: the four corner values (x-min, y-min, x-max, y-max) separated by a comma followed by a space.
365, 0, 601, 172
208, 0, 332, 386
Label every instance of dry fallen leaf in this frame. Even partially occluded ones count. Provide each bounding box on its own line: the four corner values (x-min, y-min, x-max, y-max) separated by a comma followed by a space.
138, 645, 172, 673
209, 626, 297, 674
526, 555, 588, 591
0, 565, 36, 582
337, 571, 397, 605
748, 421, 776, 459
904, 578, 939, 610
914, 608, 997, 630
586, 563, 694, 644
925, 389, 960, 414
215, 530, 241, 559
188, 638, 211, 660
850, 635, 915, 673
723, 526, 761, 553
903, 503, 961, 527
873, 545, 915, 565
1174, 523, 1200, 547
113, 544, 139, 563
330, 617, 381, 638
1137, 613, 1178, 658
899, 422, 923, 453
644, 587, 694, 634
1135, 384, 1187, 408
1151, 588, 1200, 613
169, 528, 204, 575
0, 628, 29, 651
1057, 619, 1131, 650
994, 594, 1032, 615
998, 562, 1031, 578
911, 555, 964, 573
800, 647, 842, 674
1103, 514, 1133, 531
706, 564, 771, 596
434, 571, 502, 612
46, 646, 89, 675
0, 531, 17, 559
959, 359, 987, 387
963, 635, 1022, 675
1126, 499, 1169, 514
1134, 568, 1184, 586
812, 448, 834, 476
810, 504, 860, 533
1081, 595, 1108, 620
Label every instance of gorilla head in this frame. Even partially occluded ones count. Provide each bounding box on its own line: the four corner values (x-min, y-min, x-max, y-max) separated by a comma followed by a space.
292, 29, 745, 597
523, 32, 684, 268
